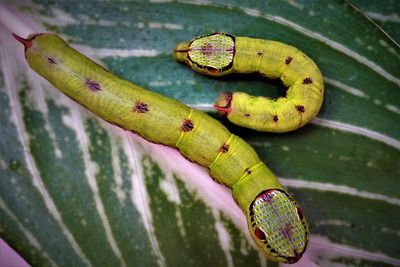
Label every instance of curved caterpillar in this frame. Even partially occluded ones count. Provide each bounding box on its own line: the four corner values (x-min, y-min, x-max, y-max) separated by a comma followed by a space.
14, 33, 308, 264
174, 33, 324, 133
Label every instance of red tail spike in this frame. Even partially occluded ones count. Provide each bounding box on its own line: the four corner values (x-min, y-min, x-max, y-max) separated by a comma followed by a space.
12, 33, 32, 48
213, 104, 231, 114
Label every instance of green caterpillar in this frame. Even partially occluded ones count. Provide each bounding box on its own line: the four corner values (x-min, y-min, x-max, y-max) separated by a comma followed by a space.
174, 33, 324, 132
14, 33, 309, 264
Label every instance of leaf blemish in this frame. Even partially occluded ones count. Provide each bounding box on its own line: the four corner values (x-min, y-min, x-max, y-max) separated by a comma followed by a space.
273, 115, 279, 122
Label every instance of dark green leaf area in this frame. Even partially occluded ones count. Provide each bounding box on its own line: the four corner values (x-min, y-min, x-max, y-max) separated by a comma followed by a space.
235, 124, 400, 198
19, 88, 121, 266
0, 79, 69, 267
142, 156, 227, 266
0, 211, 51, 267
332, 256, 397, 267
102, 56, 283, 105
84, 118, 157, 266
348, 0, 400, 43
291, 188, 400, 259
220, 214, 262, 266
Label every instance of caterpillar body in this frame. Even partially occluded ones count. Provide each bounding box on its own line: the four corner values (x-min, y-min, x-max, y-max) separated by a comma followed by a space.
14, 33, 308, 264
174, 33, 324, 133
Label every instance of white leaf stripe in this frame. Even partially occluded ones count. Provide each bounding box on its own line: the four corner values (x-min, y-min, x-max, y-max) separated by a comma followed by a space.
303, 235, 400, 267
280, 178, 400, 206
63, 102, 128, 267
0, 30, 93, 267
365, 12, 400, 23
311, 117, 400, 150
121, 132, 167, 267
324, 77, 369, 98
73, 45, 160, 58
0, 197, 58, 267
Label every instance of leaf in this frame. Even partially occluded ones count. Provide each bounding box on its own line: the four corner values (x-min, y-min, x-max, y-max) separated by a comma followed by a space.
0, 0, 399, 266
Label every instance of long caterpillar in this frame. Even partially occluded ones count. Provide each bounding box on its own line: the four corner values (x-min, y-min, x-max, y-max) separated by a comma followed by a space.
14, 33, 308, 264
174, 33, 324, 133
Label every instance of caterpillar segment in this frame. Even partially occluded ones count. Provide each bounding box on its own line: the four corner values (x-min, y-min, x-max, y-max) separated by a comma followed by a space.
14, 33, 308, 263
174, 32, 324, 133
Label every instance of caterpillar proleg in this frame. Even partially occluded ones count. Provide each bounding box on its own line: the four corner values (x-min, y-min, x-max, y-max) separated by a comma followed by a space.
14, 33, 308, 264
174, 33, 324, 132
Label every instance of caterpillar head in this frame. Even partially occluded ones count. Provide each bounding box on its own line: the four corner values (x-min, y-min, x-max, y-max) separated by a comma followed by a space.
173, 33, 235, 76
248, 189, 309, 263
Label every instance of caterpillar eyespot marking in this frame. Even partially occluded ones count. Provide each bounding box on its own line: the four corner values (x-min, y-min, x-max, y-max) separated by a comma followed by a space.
174, 32, 324, 133
14, 32, 309, 264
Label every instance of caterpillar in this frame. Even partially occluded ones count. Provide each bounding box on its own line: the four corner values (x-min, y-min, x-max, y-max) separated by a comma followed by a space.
174, 33, 324, 133
14, 33, 308, 264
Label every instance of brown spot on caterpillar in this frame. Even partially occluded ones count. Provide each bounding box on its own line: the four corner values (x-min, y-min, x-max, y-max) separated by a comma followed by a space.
85, 79, 101, 92
273, 115, 279, 122
219, 143, 230, 153
47, 57, 57, 64
245, 168, 252, 174
296, 105, 305, 112
285, 56, 293, 65
244, 113, 251, 117
303, 77, 313, 84
181, 119, 194, 132
133, 102, 149, 113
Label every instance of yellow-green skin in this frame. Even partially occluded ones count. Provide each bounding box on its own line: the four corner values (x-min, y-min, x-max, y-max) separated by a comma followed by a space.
174, 33, 324, 133
17, 33, 308, 263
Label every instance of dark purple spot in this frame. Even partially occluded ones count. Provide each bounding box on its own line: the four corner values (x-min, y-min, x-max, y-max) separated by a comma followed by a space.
245, 168, 252, 175
254, 227, 266, 240
244, 113, 251, 117
85, 79, 101, 92
219, 143, 230, 153
133, 102, 149, 113
303, 77, 313, 84
225, 46, 235, 54
273, 115, 279, 122
285, 56, 293, 65
279, 223, 293, 239
47, 57, 57, 64
181, 119, 194, 132
296, 105, 305, 112
200, 43, 214, 56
